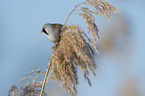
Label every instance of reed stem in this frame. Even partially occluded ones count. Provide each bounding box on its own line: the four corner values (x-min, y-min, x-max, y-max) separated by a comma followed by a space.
40, 62, 51, 96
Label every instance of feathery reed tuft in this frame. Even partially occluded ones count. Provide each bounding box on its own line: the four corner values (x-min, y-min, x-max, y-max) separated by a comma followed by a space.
9, 69, 46, 96
49, 25, 97, 95
47, 0, 118, 95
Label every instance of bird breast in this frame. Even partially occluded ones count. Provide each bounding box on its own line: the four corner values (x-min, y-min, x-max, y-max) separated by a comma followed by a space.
46, 34, 58, 43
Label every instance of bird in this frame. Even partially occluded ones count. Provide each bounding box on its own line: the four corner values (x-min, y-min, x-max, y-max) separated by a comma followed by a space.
40, 23, 95, 55
40, 23, 63, 43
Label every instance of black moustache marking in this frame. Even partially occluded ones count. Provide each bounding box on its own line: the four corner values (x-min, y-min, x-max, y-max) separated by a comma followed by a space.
43, 28, 49, 35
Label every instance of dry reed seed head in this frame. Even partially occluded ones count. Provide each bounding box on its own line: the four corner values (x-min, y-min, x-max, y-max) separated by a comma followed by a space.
13, 69, 46, 96
77, 0, 119, 19
75, 0, 119, 37
72, 24, 99, 54
48, 25, 97, 96
23, 68, 45, 77
72, 0, 119, 56
21, 84, 47, 96
8, 85, 20, 96
17, 69, 45, 84
20, 81, 46, 96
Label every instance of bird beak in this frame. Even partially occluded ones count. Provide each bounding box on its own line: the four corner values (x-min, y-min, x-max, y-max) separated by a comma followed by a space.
40, 30, 43, 33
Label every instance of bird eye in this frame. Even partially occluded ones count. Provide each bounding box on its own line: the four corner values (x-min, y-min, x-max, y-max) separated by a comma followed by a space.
42, 28, 49, 35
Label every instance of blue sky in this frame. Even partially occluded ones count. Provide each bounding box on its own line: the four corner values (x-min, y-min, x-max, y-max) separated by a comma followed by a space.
0, 0, 145, 96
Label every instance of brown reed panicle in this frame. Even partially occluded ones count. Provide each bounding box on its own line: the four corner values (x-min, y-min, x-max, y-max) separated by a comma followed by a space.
8, 85, 20, 96
46, 0, 118, 95
49, 25, 97, 96
8, 69, 46, 96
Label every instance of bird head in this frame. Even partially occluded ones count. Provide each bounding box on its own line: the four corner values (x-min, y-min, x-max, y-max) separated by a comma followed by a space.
40, 23, 63, 43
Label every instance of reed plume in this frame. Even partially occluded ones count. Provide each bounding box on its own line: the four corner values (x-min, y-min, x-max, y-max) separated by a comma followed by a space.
46, 0, 118, 95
